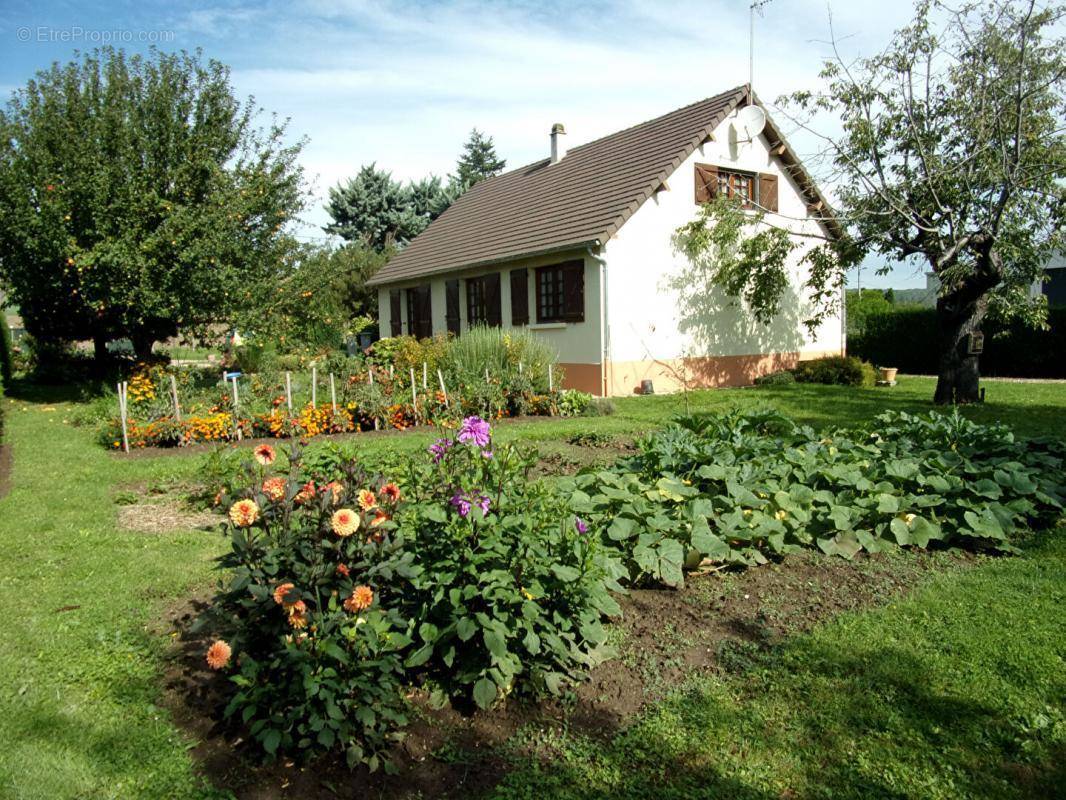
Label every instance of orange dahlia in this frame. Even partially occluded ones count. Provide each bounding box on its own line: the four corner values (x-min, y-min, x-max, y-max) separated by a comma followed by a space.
370, 509, 389, 528
253, 443, 276, 466
321, 481, 344, 505
294, 480, 316, 505
344, 585, 374, 613
336, 563, 350, 577
357, 489, 377, 511
331, 508, 360, 537
380, 482, 401, 503
262, 477, 287, 503
206, 639, 232, 670
228, 499, 260, 527
287, 599, 309, 628
273, 582, 296, 606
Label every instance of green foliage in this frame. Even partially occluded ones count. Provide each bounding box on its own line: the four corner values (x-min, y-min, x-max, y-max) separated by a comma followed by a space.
557, 389, 592, 417
0, 313, 12, 385
0, 47, 306, 359
323, 164, 452, 251
394, 424, 620, 709
202, 451, 418, 769
753, 369, 796, 387
441, 326, 556, 393
851, 306, 1066, 379
845, 288, 895, 337
453, 128, 507, 187
565, 408, 1065, 585
792, 355, 877, 387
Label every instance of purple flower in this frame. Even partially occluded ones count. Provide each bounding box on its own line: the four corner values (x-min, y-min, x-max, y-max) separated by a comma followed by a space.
458, 416, 492, 448
450, 492, 471, 517
481, 450, 494, 459
477, 494, 491, 514
429, 438, 453, 463
575, 516, 588, 535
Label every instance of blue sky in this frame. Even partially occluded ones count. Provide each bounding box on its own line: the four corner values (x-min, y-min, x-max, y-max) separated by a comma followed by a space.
0, 0, 928, 288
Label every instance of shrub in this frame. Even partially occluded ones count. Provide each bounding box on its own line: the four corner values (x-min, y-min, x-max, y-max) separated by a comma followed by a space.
394, 418, 621, 709
200, 449, 419, 769
441, 326, 557, 393
792, 356, 876, 387
584, 397, 617, 416
0, 313, 13, 385
753, 369, 795, 387
557, 389, 592, 417
565, 409, 1066, 585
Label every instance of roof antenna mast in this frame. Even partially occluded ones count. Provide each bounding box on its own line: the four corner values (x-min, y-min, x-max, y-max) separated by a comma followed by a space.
749, 0, 774, 95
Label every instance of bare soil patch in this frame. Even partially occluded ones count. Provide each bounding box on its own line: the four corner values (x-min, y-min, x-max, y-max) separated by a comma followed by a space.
117, 502, 218, 534
160, 548, 972, 800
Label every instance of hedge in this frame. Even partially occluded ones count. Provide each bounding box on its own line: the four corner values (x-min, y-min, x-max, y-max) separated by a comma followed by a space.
849, 307, 1066, 378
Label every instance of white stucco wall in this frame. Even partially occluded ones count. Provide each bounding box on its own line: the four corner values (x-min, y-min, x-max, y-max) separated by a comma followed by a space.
602, 114, 845, 380
377, 250, 603, 389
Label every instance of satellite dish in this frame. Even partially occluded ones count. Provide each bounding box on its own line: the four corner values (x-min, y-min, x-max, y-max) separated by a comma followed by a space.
734, 105, 767, 141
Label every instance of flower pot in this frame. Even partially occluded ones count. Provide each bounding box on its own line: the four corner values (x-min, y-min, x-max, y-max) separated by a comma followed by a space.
878, 367, 898, 384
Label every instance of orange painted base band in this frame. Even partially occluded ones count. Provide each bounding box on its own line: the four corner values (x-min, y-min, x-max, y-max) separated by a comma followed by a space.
558, 362, 604, 395
603, 350, 841, 396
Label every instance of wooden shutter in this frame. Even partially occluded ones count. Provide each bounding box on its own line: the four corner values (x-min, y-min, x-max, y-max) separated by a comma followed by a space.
485, 272, 502, 327
694, 163, 719, 204
759, 173, 778, 212
510, 268, 528, 326
562, 261, 584, 322
389, 290, 402, 336
445, 279, 460, 334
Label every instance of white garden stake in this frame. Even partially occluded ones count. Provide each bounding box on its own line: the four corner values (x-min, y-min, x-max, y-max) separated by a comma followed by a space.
548, 364, 554, 391
518, 360, 523, 375
169, 374, 181, 421
285, 372, 293, 412
422, 361, 428, 390
409, 367, 418, 422
389, 364, 394, 379
117, 381, 130, 453
437, 368, 449, 408
311, 366, 317, 407
329, 372, 337, 412
230, 376, 242, 441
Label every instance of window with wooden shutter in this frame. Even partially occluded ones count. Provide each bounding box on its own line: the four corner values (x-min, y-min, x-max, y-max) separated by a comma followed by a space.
445, 279, 460, 335
405, 284, 432, 339
694, 163, 718, 204
536, 260, 584, 323
510, 268, 528, 326
758, 173, 778, 212
466, 272, 502, 328
389, 290, 402, 337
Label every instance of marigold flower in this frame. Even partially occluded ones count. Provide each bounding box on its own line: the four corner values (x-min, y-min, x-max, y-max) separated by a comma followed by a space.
228, 499, 260, 527
206, 640, 232, 670
287, 600, 309, 628
380, 483, 401, 503
262, 477, 287, 502
253, 444, 276, 465
336, 563, 350, 577
273, 582, 296, 606
357, 489, 377, 511
331, 508, 360, 537
344, 585, 374, 613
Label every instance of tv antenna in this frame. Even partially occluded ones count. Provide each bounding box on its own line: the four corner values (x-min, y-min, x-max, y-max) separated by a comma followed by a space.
750, 0, 774, 91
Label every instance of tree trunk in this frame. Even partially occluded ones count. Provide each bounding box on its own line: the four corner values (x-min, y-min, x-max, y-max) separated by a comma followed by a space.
92, 333, 108, 367
933, 291, 985, 405
130, 331, 155, 363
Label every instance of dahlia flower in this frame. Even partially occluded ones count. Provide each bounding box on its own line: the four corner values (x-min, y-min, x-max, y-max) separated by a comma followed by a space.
331, 508, 360, 537
206, 640, 231, 670
228, 499, 260, 527
343, 585, 374, 613
253, 444, 276, 466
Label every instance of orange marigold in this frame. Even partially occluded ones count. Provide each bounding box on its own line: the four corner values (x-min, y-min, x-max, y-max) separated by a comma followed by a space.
273, 582, 296, 606
253, 443, 276, 465
357, 489, 377, 511
262, 477, 287, 503
206, 639, 232, 670
343, 585, 374, 613
228, 499, 260, 527
380, 483, 401, 503
288, 599, 309, 628
331, 508, 360, 537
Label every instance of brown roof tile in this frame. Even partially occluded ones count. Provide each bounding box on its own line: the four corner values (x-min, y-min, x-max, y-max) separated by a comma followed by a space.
369, 85, 750, 285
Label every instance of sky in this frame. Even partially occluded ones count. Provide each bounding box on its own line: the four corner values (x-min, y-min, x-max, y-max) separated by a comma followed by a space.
0, 0, 932, 289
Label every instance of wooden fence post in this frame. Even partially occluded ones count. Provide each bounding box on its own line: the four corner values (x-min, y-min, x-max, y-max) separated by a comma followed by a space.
117, 381, 130, 453
437, 368, 449, 408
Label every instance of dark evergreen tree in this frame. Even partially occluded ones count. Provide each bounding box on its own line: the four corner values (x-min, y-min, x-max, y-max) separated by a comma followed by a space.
453, 128, 506, 187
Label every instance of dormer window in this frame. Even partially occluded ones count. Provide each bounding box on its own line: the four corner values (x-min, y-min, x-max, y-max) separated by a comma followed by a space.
695, 163, 778, 212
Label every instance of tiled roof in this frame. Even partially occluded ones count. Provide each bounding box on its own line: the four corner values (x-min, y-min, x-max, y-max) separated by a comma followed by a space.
369, 85, 750, 285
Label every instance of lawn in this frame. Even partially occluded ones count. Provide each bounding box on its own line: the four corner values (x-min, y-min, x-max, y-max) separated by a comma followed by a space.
0, 375, 1063, 798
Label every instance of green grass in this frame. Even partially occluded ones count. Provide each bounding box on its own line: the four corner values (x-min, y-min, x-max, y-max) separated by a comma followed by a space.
0, 376, 1063, 798
493, 535, 1066, 799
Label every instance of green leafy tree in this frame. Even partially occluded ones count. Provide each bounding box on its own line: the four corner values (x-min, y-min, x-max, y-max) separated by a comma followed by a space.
453, 128, 506, 187
676, 0, 1065, 404
0, 47, 306, 363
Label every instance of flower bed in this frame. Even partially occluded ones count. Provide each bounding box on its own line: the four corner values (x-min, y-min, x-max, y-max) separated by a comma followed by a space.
198, 417, 619, 768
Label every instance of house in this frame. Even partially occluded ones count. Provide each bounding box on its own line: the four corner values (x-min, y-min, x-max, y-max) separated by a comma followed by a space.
368, 84, 845, 396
